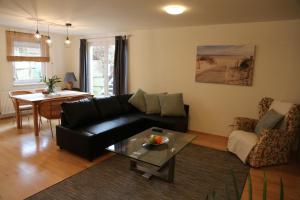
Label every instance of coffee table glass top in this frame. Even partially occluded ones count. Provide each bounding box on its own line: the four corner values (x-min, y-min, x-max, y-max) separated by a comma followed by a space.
106, 127, 196, 167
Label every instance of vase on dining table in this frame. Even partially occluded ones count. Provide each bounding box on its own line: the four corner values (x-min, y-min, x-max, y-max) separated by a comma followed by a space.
47, 85, 55, 94
43, 75, 61, 94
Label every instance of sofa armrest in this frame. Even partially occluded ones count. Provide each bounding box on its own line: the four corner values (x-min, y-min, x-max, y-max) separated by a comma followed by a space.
60, 112, 70, 127
184, 104, 189, 117
248, 129, 294, 167
233, 117, 258, 132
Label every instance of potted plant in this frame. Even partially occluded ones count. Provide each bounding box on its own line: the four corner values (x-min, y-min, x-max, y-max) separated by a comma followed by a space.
43, 75, 62, 94
206, 170, 284, 200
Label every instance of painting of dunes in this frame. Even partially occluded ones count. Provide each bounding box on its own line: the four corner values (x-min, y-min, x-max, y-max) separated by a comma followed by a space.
195, 45, 255, 86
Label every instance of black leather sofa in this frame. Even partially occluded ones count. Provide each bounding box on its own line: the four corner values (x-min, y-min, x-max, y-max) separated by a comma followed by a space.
56, 94, 189, 160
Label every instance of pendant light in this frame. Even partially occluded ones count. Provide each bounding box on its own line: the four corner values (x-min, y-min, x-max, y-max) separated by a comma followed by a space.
65, 23, 71, 45
34, 19, 41, 39
46, 24, 52, 44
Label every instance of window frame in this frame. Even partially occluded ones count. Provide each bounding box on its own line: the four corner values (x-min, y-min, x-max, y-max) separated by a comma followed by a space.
87, 38, 115, 97
6, 31, 49, 86
12, 61, 46, 85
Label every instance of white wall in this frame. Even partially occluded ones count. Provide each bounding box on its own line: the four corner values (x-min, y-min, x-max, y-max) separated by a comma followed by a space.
128, 20, 300, 136
65, 36, 80, 88
0, 27, 71, 114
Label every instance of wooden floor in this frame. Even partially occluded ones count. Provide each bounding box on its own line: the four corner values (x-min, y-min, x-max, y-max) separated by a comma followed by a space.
0, 118, 299, 200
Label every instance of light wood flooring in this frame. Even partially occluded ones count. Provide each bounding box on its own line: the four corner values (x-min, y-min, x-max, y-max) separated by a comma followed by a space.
0, 118, 299, 200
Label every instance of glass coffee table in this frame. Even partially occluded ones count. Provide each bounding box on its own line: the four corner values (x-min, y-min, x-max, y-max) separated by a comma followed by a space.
106, 127, 196, 182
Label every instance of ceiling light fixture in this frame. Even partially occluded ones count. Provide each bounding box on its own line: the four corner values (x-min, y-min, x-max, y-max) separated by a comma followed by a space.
65, 23, 71, 45
46, 24, 52, 44
34, 19, 41, 39
164, 5, 186, 15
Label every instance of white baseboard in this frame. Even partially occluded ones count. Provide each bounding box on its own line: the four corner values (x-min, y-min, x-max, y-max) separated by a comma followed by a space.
0, 113, 15, 119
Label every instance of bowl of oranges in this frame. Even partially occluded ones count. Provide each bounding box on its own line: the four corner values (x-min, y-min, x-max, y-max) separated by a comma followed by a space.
146, 134, 169, 146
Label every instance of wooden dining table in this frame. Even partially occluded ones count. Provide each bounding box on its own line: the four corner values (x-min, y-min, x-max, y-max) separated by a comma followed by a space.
11, 90, 93, 136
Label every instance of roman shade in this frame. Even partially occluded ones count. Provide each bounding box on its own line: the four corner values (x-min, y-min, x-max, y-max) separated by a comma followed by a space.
6, 31, 50, 62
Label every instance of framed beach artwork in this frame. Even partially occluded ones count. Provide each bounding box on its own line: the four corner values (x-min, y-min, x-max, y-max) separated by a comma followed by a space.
195, 45, 255, 86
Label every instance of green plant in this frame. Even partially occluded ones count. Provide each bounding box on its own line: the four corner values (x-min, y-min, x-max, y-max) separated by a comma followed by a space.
43, 75, 61, 93
206, 170, 284, 200
206, 190, 216, 200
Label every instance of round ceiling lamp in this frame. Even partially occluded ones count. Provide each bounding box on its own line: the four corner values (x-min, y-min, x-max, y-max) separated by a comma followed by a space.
164, 5, 186, 15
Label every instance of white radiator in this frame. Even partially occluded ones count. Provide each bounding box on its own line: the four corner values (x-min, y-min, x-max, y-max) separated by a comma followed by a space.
0, 91, 14, 115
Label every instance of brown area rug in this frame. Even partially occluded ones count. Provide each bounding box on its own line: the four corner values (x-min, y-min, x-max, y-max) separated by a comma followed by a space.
26, 144, 249, 200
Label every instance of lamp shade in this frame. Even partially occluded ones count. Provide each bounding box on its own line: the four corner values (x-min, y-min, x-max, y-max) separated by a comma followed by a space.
64, 72, 77, 82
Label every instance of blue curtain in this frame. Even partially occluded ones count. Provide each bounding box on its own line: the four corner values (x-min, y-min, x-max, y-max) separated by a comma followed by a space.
79, 39, 89, 92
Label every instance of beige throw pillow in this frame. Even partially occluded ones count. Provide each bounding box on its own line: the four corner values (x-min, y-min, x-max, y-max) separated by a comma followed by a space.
144, 93, 165, 114
128, 89, 146, 112
159, 93, 186, 117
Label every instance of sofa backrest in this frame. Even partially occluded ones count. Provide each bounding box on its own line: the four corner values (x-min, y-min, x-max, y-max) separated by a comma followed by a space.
116, 94, 139, 114
60, 94, 190, 128
94, 96, 124, 118
61, 98, 101, 128
61, 95, 140, 128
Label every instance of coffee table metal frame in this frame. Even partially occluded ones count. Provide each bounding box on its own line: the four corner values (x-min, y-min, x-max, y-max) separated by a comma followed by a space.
130, 155, 176, 182
106, 127, 196, 183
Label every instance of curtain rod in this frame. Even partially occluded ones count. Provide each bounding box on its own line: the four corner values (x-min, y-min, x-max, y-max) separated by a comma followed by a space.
83, 34, 131, 40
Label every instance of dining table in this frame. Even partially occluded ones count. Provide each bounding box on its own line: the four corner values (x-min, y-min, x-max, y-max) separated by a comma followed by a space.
11, 90, 93, 136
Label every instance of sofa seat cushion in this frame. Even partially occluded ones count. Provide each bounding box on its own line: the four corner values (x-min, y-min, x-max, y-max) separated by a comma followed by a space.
79, 114, 143, 135
227, 130, 258, 163
141, 114, 188, 132
78, 114, 149, 149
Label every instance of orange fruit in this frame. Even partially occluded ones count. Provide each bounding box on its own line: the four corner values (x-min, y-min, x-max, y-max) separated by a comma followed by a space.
155, 135, 162, 144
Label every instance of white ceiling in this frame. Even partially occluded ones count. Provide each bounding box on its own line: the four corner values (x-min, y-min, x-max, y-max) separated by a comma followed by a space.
0, 0, 299, 36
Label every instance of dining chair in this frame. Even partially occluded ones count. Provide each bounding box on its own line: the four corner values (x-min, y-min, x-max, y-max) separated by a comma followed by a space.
8, 90, 33, 126
33, 89, 47, 125
34, 89, 46, 93
68, 95, 89, 102
38, 98, 67, 137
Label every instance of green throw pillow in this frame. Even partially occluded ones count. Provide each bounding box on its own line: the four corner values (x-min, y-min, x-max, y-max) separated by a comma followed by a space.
144, 93, 165, 114
159, 93, 186, 117
254, 109, 284, 135
128, 89, 146, 112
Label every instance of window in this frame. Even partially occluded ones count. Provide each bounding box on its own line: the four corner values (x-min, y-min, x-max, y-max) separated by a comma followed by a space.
13, 41, 45, 84
88, 39, 115, 96
6, 31, 49, 85
13, 62, 45, 84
